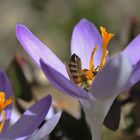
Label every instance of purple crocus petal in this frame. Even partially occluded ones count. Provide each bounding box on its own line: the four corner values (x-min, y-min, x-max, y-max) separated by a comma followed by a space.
79, 54, 132, 137
0, 136, 28, 140
29, 112, 62, 140
123, 34, 140, 65
124, 60, 140, 90
5, 95, 52, 139
40, 60, 89, 100
14, 136, 28, 140
89, 53, 132, 99
16, 24, 69, 79
0, 70, 13, 134
71, 18, 102, 69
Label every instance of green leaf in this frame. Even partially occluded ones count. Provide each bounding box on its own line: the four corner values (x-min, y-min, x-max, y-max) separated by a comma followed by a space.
103, 98, 121, 131
7, 54, 33, 101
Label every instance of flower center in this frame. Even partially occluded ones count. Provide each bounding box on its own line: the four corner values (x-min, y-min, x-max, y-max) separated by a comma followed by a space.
67, 26, 113, 91
0, 92, 13, 133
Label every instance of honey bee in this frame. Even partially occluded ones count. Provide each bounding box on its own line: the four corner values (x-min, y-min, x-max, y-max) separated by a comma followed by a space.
66, 53, 98, 91
66, 54, 83, 85
65, 54, 87, 90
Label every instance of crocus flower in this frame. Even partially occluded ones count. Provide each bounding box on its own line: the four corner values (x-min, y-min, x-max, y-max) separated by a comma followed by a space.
16, 18, 140, 140
0, 70, 61, 140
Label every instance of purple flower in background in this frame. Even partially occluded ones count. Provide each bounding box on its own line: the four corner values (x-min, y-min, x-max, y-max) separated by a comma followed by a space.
16, 18, 140, 140
0, 70, 61, 140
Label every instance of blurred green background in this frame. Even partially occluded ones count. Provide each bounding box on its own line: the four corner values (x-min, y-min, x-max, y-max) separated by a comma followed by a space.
1, 0, 140, 68
1, 0, 140, 139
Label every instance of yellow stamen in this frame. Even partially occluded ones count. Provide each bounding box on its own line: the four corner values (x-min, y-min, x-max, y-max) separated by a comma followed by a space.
0, 92, 13, 113
3, 97, 13, 110
84, 70, 93, 79
0, 92, 13, 133
89, 46, 98, 71
99, 26, 114, 69
0, 111, 6, 133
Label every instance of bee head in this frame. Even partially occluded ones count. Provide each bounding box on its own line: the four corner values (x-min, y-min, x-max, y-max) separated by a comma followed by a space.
70, 53, 81, 63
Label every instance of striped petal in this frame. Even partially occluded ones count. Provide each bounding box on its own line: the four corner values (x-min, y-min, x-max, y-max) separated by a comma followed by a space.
16, 24, 69, 79
29, 112, 61, 140
71, 18, 102, 69
123, 34, 140, 65
125, 60, 140, 90
89, 53, 132, 99
4, 95, 52, 139
40, 60, 89, 100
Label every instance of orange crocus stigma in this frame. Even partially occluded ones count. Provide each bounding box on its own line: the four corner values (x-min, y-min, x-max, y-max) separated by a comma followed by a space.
99, 26, 114, 69
0, 91, 13, 133
82, 27, 113, 90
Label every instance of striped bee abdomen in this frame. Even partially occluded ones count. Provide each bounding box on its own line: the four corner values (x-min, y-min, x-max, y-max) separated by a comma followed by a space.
68, 54, 83, 85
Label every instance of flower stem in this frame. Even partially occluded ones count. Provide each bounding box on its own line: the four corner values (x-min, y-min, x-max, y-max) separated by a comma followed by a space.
90, 120, 102, 140
85, 112, 102, 140
80, 99, 103, 140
